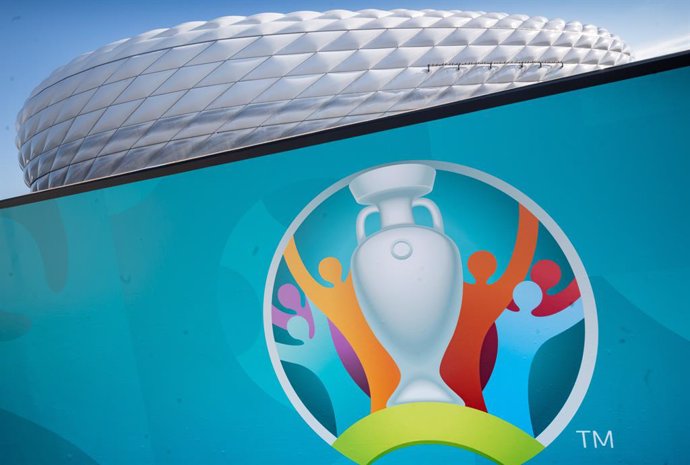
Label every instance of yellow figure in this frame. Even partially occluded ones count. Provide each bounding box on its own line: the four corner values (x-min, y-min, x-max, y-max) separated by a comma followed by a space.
283, 238, 400, 412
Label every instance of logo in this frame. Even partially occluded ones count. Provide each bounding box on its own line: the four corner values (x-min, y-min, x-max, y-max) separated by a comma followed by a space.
265, 162, 597, 464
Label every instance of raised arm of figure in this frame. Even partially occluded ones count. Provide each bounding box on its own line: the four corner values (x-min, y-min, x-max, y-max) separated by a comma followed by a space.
535, 298, 584, 341
532, 261, 580, 317
284, 238, 321, 287
496, 205, 539, 291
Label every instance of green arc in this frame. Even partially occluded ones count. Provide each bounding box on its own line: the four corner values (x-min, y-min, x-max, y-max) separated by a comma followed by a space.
332, 402, 544, 465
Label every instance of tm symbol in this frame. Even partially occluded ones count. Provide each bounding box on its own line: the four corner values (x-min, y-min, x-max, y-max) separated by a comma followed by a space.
576, 430, 614, 449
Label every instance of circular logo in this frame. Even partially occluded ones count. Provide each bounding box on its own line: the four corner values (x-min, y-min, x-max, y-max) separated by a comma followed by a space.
264, 162, 597, 465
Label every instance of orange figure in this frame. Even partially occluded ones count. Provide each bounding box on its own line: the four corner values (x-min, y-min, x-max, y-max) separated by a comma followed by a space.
283, 238, 400, 412
440, 205, 539, 411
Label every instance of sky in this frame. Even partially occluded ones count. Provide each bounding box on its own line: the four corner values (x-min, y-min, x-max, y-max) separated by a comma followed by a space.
1, 0, 688, 200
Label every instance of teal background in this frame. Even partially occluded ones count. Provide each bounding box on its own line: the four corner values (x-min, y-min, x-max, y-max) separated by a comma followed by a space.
1, 65, 689, 464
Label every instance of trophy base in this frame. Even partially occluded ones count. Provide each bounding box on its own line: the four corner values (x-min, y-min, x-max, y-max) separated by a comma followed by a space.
388, 377, 465, 407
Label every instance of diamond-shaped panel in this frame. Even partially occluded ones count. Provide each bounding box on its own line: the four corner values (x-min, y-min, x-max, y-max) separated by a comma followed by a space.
15, 8, 633, 191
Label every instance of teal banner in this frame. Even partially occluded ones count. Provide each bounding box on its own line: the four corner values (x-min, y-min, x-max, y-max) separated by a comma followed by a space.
1, 64, 688, 465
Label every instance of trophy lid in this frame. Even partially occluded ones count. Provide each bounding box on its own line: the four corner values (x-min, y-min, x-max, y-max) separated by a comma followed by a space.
349, 163, 436, 205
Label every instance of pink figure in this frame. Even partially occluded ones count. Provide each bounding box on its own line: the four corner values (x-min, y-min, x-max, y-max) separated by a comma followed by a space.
508, 260, 580, 316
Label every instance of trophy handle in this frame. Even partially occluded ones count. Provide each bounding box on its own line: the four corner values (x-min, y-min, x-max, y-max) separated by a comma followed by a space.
413, 198, 444, 233
356, 206, 379, 244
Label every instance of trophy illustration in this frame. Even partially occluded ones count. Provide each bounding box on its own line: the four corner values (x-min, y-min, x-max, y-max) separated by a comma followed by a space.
349, 163, 465, 407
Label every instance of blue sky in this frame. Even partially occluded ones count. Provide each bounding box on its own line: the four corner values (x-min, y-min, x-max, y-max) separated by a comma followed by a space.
1, 0, 688, 199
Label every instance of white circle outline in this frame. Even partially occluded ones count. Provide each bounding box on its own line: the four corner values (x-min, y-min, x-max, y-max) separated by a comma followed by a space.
263, 160, 598, 450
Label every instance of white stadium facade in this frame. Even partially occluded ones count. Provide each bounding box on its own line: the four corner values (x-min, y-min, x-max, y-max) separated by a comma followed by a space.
16, 9, 632, 191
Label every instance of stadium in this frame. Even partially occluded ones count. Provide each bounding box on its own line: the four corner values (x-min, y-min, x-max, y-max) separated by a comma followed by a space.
16, 9, 632, 191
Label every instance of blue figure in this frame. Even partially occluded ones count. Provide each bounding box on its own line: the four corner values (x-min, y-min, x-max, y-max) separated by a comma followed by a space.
483, 280, 584, 435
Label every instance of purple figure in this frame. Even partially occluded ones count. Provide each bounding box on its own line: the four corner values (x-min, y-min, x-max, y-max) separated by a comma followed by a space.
277, 299, 370, 430
273, 283, 370, 397
272, 283, 315, 338
328, 321, 370, 396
